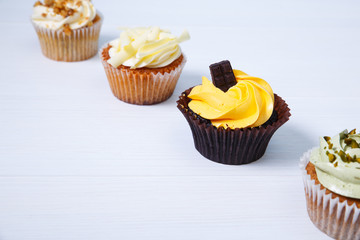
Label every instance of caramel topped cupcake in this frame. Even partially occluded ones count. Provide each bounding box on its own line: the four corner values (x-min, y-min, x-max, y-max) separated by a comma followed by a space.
31, 0, 103, 61
177, 61, 290, 165
100, 27, 190, 105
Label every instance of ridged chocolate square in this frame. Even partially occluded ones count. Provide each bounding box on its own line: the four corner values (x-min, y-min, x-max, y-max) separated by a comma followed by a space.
209, 60, 237, 92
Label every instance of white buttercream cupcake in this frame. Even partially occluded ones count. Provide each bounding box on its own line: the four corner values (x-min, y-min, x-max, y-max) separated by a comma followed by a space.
100, 27, 189, 105
31, 0, 103, 61
300, 129, 360, 239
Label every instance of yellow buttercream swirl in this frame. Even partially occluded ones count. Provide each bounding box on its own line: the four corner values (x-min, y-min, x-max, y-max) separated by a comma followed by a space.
107, 27, 190, 69
188, 70, 274, 129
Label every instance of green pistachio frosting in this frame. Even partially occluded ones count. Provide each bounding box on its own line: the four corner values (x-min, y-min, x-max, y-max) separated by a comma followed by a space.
310, 129, 360, 199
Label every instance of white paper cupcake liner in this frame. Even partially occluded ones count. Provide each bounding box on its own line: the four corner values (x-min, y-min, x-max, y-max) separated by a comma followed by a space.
100, 44, 186, 105
300, 149, 360, 240
32, 13, 103, 62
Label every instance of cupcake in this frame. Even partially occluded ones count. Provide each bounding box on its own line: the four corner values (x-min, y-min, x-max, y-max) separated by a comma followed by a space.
100, 27, 189, 105
300, 129, 360, 239
31, 0, 103, 62
177, 60, 290, 165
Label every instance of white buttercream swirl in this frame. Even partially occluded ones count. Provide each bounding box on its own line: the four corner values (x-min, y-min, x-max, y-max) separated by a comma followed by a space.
107, 27, 190, 69
32, 0, 96, 30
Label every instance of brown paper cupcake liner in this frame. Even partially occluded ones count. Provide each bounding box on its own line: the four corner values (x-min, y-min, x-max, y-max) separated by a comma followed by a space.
32, 13, 103, 62
100, 44, 186, 105
177, 88, 291, 165
300, 150, 360, 240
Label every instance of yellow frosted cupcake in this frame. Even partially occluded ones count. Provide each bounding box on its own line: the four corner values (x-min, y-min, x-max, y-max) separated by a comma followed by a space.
31, 0, 103, 61
100, 27, 189, 105
177, 61, 290, 165
300, 129, 360, 239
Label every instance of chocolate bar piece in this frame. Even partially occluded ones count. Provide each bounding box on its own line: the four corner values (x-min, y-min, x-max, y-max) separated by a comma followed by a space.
209, 60, 237, 92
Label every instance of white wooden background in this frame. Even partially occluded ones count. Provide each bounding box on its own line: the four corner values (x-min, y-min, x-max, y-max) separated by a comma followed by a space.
1, 0, 360, 239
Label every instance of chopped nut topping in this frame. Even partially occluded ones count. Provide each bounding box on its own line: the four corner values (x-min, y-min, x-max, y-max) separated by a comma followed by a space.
328, 153, 336, 163
34, 0, 89, 33
338, 150, 346, 162
60, 9, 67, 17
333, 149, 360, 164
334, 162, 338, 167
53, 7, 60, 14
37, 0, 77, 17
351, 141, 360, 149
63, 24, 72, 36
324, 136, 331, 141
54, 2, 62, 8
349, 128, 357, 135
346, 153, 353, 162
44, 0, 54, 6
326, 150, 337, 163
34, 1, 43, 7
345, 138, 359, 148
324, 136, 334, 149
67, 9, 75, 16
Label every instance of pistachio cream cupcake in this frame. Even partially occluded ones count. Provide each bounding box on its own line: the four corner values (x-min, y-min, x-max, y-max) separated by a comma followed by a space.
177, 60, 290, 165
300, 129, 360, 240
100, 27, 189, 105
31, 0, 103, 61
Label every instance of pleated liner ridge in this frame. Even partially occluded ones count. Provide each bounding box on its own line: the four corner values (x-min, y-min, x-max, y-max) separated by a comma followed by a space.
177, 88, 291, 165
32, 13, 103, 62
300, 150, 360, 240
100, 45, 186, 105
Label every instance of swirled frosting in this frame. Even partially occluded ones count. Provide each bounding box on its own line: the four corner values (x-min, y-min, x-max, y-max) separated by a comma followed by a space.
107, 27, 190, 69
32, 0, 96, 30
310, 129, 360, 199
188, 70, 274, 129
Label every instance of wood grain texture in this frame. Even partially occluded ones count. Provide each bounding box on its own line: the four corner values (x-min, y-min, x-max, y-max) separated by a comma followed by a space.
2, 0, 360, 239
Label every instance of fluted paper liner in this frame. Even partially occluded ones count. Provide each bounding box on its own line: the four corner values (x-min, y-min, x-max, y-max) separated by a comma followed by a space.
32, 13, 103, 62
177, 88, 291, 165
100, 44, 186, 105
300, 150, 360, 240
